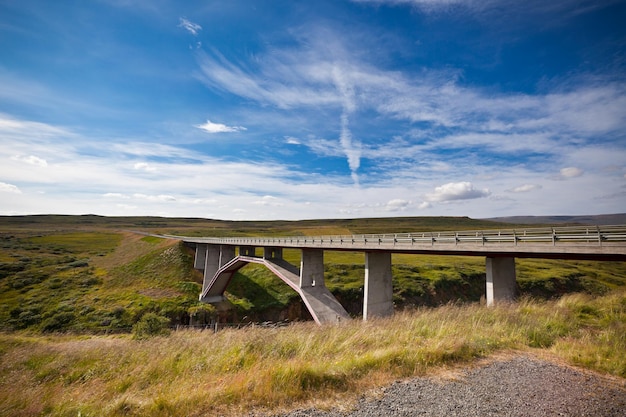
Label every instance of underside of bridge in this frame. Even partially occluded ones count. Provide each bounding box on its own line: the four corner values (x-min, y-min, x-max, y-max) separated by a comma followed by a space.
192, 243, 518, 324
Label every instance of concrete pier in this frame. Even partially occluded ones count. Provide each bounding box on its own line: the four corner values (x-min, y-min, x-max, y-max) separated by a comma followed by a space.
486, 256, 517, 306
194, 244, 207, 270
239, 246, 256, 256
364, 251, 394, 320
202, 245, 221, 294
264, 247, 283, 260
300, 249, 324, 288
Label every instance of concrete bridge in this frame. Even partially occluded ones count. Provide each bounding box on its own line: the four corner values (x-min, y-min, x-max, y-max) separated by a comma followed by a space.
157, 225, 626, 324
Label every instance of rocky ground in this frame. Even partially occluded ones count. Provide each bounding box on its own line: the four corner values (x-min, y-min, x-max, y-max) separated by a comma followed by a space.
254, 355, 626, 417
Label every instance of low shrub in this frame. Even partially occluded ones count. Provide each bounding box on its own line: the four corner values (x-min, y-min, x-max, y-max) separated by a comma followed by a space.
132, 313, 171, 339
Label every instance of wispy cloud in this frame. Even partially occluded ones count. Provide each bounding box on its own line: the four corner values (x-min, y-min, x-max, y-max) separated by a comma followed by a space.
195, 119, 247, 133
0, 182, 21, 194
11, 155, 48, 167
178, 17, 202, 36
509, 184, 542, 193
350, 0, 620, 19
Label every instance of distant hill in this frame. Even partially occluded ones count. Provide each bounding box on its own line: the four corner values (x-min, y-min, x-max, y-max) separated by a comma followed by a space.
484, 213, 626, 226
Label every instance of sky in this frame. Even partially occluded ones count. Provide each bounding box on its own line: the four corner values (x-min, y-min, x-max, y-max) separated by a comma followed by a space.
1, 0, 625, 221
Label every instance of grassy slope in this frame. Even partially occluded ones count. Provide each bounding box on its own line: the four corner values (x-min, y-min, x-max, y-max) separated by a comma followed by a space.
0, 291, 624, 416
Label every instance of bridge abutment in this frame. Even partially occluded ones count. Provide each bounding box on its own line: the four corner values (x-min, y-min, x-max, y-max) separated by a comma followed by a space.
364, 251, 394, 320
486, 256, 517, 306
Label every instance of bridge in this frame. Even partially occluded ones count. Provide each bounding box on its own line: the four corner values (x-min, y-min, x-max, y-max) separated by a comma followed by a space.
155, 225, 626, 324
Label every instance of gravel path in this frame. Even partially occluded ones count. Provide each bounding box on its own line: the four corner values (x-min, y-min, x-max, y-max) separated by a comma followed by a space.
262, 355, 626, 417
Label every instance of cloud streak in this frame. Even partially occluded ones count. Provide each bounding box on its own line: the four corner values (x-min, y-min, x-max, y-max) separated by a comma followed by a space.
178, 17, 202, 36
195, 119, 247, 134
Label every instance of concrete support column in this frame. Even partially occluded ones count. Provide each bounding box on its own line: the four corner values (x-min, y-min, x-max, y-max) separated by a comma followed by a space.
202, 245, 221, 293
364, 252, 394, 320
264, 247, 283, 260
220, 245, 236, 267
194, 244, 207, 270
239, 246, 256, 257
300, 249, 324, 288
486, 257, 517, 306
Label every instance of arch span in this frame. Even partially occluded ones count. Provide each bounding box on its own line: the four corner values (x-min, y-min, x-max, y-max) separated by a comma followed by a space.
199, 255, 350, 324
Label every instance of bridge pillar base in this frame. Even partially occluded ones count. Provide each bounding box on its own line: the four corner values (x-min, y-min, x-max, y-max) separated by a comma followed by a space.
300, 249, 324, 288
486, 257, 517, 306
364, 252, 394, 320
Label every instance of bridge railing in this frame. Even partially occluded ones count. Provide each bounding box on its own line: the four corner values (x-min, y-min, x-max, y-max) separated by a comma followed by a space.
181, 225, 626, 248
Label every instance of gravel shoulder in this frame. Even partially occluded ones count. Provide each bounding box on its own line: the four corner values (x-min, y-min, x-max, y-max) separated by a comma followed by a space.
259, 353, 626, 417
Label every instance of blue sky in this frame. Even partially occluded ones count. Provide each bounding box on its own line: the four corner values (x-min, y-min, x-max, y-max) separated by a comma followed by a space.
1, 0, 625, 220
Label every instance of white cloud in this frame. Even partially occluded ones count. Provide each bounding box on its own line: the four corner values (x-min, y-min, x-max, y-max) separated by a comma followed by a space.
178, 17, 202, 36
0, 182, 21, 194
195, 119, 247, 133
425, 181, 491, 202
133, 162, 156, 172
384, 199, 410, 211
103, 193, 127, 198
253, 195, 283, 206
133, 193, 176, 202
509, 184, 542, 193
285, 136, 301, 145
557, 167, 584, 179
11, 155, 48, 167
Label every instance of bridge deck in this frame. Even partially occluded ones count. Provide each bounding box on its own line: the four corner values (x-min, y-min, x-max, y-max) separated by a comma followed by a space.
169, 225, 626, 261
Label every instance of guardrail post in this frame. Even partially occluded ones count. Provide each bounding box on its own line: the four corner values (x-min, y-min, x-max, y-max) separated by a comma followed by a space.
364, 251, 394, 320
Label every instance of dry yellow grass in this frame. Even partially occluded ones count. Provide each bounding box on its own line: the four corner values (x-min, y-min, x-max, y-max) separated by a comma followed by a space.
1, 291, 624, 417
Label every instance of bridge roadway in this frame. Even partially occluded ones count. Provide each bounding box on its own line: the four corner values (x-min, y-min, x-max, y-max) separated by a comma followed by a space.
156, 225, 626, 324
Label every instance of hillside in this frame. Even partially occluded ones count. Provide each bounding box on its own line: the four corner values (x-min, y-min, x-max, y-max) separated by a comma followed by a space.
485, 213, 626, 225
1, 215, 625, 332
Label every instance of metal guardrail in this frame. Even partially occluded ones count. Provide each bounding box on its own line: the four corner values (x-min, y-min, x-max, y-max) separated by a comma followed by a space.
173, 225, 626, 249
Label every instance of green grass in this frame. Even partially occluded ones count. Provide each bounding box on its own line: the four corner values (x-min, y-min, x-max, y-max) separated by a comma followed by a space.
0, 291, 624, 416
0, 230, 207, 333
1, 215, 625, 331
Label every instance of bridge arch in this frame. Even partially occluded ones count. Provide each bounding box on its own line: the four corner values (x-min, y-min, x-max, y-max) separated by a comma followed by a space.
195, 245, 350, 324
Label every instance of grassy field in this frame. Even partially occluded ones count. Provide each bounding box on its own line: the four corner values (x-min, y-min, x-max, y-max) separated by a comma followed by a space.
0, 291, 624, 416
1, 215, 625, 329
1, 215, 625, 416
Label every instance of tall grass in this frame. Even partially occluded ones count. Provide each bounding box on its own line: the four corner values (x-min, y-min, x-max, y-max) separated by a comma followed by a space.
1, 290, 624, 417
